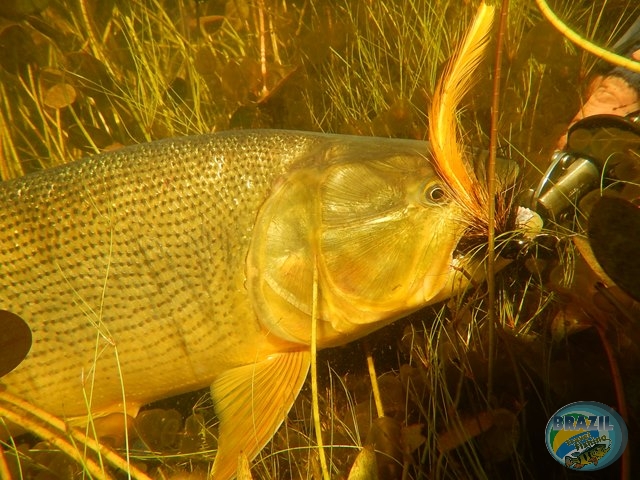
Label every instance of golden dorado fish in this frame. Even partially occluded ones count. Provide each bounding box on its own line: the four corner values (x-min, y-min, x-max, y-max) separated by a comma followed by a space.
0, 129, 485, 479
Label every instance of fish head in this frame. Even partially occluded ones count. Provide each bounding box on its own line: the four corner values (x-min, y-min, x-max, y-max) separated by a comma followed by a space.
247, 136, 482, 347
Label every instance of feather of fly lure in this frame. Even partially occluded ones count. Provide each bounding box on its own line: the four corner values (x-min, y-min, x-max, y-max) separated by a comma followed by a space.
429, 2, 495, 228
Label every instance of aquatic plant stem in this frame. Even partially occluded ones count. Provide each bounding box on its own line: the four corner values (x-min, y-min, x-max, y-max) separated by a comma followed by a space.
310, 260, 330, 480
257, 0, 269, 98
0, 443, 11, 480
535, 0, 640, 73
0, 391, 152, 480
486, 0, 509, 403
365, 343, 385, 418
0, 398, 112, 480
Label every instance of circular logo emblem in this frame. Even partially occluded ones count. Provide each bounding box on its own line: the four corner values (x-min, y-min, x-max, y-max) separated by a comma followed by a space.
545, 401, 628, 471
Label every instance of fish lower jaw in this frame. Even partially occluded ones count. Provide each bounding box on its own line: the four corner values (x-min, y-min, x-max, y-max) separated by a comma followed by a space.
426, 256, 484, 304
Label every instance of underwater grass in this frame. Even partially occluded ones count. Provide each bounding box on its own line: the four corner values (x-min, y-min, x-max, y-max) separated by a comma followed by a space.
2, 0, 640, 479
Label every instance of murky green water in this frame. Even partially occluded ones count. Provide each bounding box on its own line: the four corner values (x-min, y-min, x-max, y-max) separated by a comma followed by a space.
1, 0, 635, 175
1, 1, 640, 479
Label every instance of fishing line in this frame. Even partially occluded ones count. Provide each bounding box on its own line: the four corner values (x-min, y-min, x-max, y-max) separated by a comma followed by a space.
594, 322, 630, 480
535, 0, 640, 73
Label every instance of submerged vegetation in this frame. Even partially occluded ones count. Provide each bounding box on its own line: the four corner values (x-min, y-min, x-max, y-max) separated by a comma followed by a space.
1, 0, 640, 479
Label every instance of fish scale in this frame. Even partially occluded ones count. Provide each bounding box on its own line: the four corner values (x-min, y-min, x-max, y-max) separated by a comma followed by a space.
0, 130, 319, 412
0, 129, 473, 479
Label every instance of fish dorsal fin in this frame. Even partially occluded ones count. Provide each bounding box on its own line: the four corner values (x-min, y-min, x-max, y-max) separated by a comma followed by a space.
209, 350, 311, 480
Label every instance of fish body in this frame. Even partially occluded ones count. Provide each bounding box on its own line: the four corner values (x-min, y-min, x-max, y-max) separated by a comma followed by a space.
0, 129, 472, 478
564, 443, 610, 469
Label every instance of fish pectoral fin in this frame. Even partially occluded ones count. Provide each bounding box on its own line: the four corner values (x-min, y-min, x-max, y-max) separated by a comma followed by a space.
209, 350, 311, 480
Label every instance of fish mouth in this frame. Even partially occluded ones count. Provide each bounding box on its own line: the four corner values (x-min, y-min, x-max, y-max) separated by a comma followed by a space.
430, 240, 516, 304
430, 205, 543, 303
431, 253, 486, 302
453, 205, 543, 261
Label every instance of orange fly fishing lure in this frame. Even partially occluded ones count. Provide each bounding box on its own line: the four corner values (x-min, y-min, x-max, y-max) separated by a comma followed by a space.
429, 2, 495, 228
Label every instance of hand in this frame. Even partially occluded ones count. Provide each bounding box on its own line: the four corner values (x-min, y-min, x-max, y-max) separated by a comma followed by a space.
557, 48, 640, 149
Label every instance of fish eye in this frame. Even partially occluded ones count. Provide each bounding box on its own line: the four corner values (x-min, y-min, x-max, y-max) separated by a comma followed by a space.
421, 181, 447, 205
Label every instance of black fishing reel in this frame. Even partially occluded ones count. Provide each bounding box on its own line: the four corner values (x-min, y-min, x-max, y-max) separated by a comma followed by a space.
531, 112, 640, 302
533, 111, 640, 223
